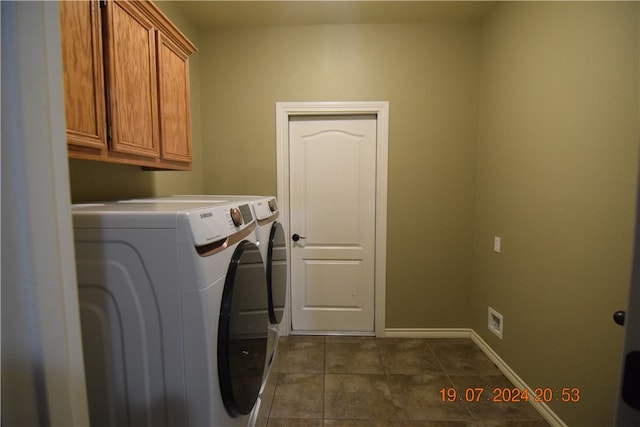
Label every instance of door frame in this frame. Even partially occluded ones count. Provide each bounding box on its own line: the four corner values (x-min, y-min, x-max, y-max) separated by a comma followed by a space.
2, 2, 89, 424
275, 101, 389, 337
615, 151, 640, 425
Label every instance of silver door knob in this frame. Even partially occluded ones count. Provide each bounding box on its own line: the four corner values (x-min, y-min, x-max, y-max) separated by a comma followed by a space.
292, 233, 306, 242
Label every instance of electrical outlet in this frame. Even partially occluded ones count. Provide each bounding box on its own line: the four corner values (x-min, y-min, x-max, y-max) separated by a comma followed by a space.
494, 236, 501, 253
488, 307, 503, 339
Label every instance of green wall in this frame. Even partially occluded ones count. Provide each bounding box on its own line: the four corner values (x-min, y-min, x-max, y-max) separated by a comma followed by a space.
68, 1, 204, 202
472, 2, 639, 426
198, 22, 481, 328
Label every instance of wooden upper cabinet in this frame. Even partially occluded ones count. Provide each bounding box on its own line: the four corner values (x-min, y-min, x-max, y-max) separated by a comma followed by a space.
60, 0, 107, 150
157, 33, 192, 163
60, 0, 196, 170
104, 0, 159, 158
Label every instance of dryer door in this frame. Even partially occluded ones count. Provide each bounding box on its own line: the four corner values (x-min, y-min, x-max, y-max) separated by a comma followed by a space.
267, 222, 287, 325
218, 240, 268, 417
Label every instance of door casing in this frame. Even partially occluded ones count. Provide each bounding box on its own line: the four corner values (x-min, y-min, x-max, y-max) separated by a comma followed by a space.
275, 101, 389, 337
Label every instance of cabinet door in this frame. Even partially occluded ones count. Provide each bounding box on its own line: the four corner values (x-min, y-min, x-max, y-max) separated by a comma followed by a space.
60, 0, 107, 150
104, 0, 159, 158
157, 33, 192, 163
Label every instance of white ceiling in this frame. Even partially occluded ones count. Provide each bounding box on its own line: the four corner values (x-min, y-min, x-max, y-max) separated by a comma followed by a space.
172, 1, 497, 29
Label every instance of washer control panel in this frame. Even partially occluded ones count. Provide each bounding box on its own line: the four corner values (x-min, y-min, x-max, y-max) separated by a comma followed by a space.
253, 198, 279, 221
187, 203, 254, 246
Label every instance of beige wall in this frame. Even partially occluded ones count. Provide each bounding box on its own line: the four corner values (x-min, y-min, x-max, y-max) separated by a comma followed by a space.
68, 1, 203, 202
472, 2, 639, 426
198, 22, 481, 327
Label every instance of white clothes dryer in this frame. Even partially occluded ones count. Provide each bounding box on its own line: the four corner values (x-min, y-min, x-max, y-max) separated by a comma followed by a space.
72, 200, 269, 427
124, 195, 288, 328
121, 195, 288, 427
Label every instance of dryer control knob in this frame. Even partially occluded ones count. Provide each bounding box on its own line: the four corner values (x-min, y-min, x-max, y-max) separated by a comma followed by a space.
268, 199, 277, 212
230, 208, 243, 226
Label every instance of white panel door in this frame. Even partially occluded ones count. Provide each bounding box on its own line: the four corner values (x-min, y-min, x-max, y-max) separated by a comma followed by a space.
289, 115, 377, 333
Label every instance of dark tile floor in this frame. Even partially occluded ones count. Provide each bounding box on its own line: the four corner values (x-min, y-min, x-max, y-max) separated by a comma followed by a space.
266, 336, 550, 427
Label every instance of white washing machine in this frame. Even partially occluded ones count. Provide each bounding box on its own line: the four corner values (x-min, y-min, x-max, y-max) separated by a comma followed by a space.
72, 200, 269, 427
144, 196, 287, 326
121, 195, 287, 427
168, 194, 289, 426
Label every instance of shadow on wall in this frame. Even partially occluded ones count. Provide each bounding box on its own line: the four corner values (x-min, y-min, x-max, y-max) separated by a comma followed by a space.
68, 158, 155, 203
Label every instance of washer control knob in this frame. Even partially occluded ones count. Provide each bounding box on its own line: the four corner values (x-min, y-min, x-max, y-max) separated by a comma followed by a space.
268, 199, 278, 212
230, 208, 243, 226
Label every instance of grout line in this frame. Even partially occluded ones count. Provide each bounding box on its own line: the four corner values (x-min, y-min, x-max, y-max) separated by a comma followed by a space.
374, 336, 388, 377
426, 338, 477, 421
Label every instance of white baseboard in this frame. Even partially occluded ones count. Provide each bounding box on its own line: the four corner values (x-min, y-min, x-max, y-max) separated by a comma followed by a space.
384, 328, 568, 427
384, 328, 473, 339
469, 330, 568, 427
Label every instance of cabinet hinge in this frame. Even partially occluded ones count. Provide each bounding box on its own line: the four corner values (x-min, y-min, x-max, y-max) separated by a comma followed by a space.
107, 124, 112, 141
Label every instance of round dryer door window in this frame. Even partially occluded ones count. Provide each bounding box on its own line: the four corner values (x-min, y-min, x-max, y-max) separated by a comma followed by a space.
267, 222, 287, 325
218, 240, 269, 417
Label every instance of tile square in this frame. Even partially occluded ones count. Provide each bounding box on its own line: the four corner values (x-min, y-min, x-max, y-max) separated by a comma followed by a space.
449, 375, 545, 421
269, 373, 324, 419
323, 421, 394, 427
376, 338, 444, 374
387, 374, 473, 421
323, 421, 467, 427
325, 336, 375, 344
325, 337, 383, 374
267, 419, 323, 427
275, 336, 325, 373
324, 374, 400, 420
466, 421, 551, 427
428, 339, 501, 375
